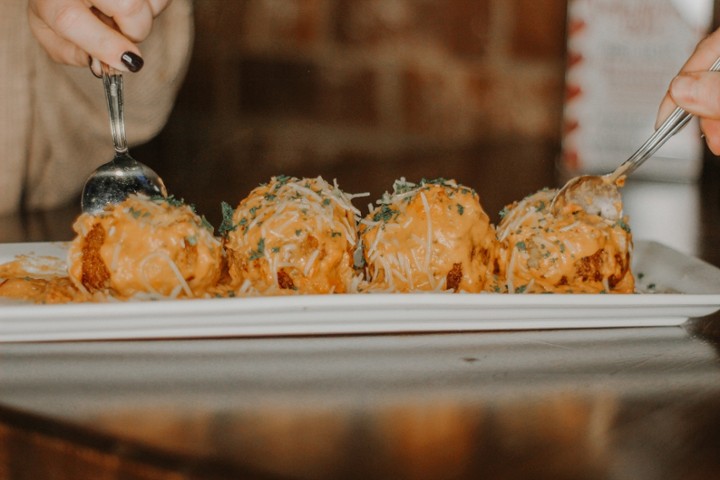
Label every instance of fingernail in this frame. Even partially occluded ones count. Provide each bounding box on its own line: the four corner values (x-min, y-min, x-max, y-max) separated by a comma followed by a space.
670, 74, 695, 102
120, 51, 144, 72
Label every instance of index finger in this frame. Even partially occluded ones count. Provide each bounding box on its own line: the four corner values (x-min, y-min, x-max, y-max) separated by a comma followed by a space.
90, 0, 154, 43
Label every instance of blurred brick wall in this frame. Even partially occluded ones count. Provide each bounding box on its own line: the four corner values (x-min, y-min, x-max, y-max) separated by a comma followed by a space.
138, 0, 568, 221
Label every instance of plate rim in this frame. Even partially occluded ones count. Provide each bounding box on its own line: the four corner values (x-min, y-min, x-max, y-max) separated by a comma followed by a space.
1, 239, 719, 342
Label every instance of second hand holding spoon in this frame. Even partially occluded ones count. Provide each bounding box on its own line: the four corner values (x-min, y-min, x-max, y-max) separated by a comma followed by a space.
81, 66, 167, 215
552, 56, 720, 220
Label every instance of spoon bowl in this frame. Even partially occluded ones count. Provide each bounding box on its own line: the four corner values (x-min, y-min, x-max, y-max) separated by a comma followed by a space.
81, 67, 166, 215
81, 152, 166, 215
551, 174, 623, 220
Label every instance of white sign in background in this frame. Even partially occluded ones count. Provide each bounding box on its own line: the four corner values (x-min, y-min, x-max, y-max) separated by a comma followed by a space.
563, 0, 713, 181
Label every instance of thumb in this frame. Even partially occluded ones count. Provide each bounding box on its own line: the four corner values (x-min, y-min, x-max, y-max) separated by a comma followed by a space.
655, 92, 676, 129
668, 71, 720, 120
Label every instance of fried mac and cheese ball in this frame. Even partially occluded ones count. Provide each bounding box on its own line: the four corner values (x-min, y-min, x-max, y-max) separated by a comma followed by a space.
359, 178, 498, 292
496, 188, 634, 293
68, 195, 223, 299
223, 176, 364, 294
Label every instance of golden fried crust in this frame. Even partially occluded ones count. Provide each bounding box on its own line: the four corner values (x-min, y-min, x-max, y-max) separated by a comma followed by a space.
81, 223, 111, 291
176, 243, 199, 281
575, 249, 605, 283
611, 253, 630, 288
573, 249, 631, 288
446, 263, 463, 292
277, 269, 295, 290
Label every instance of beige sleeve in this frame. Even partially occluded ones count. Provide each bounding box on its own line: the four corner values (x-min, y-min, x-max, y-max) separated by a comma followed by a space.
24, 0, 194, 211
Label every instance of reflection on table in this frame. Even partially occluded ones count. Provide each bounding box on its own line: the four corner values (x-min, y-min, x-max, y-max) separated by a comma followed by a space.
2, 324, 720, 479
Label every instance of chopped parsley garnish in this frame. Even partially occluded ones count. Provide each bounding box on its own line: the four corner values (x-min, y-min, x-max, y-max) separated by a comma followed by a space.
274, 174, 292, 186
185, 235, 198, 246
456, 204, 465, 215
616, 218, 632, 233
151, 194, 185, 207
421, 177, 448, 186
218, 201, 238, 236
393, 179, 417, 195
372, 204, 398, 223
200, 215, 214, 233
515, 241, 527, 251
249, 238, 266, 261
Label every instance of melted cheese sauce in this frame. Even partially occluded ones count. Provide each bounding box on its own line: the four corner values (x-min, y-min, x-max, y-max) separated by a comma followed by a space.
224, 176, 366, 294
0, 178, 638, 304
67, 195, 224, 299
0, 256, 85, 304
496, 189, 634, 293
359, 179, 498, 293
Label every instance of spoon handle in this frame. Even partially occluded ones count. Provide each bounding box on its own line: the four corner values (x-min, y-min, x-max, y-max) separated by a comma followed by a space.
102, 66, 129, 155
609, 56, 720, 181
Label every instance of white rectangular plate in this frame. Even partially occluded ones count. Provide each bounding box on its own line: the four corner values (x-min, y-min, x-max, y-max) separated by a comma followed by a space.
1, 240, 720, 342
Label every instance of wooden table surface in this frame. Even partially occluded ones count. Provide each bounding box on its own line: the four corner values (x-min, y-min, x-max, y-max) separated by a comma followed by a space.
2, 143, 720, 480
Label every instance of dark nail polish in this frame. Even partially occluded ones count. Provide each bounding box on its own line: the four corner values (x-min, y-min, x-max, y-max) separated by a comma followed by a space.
121, 51, 144, 72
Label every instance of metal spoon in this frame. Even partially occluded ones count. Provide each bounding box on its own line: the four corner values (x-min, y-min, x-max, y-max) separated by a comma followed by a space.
552, 56, 720, 220
81, 66, 167, 215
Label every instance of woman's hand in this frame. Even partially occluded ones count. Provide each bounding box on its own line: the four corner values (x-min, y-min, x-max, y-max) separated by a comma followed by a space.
28, 0, 174, 73
656, 28, 720, 154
